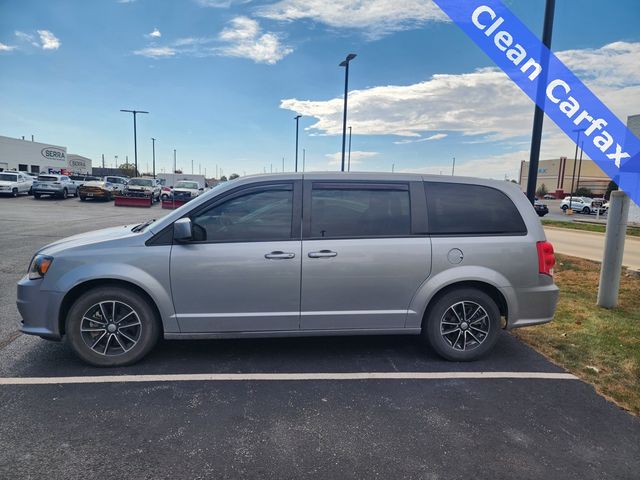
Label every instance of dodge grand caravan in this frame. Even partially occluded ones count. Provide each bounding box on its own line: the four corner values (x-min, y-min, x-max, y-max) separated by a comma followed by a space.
17, 173, 559, 366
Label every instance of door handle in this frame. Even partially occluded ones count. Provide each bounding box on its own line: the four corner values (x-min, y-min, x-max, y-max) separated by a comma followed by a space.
264, 251, 296, 259
308, 250, 337, 258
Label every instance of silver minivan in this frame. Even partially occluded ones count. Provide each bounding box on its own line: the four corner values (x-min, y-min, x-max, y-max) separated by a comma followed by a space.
17, 173, 559, 366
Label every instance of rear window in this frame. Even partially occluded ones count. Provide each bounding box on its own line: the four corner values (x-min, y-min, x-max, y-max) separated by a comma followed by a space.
37, 175, 58, 182
425, 182, 526, 235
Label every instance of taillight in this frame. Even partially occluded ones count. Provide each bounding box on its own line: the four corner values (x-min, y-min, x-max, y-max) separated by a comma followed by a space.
537, 241, 555, 276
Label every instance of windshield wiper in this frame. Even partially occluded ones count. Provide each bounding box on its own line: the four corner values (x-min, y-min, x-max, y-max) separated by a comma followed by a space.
132, 219, 156, 232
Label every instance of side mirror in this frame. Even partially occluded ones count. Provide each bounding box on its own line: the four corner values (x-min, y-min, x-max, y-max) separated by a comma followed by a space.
199, 187, 204, 191
173, 218, 192, 241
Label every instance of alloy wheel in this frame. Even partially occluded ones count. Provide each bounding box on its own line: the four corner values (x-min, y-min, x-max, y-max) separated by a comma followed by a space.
80, 301, 142, 356
440, 301, 490, 351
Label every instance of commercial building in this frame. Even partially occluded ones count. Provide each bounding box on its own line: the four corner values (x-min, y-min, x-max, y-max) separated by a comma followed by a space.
519, 157, 610, 198
0, 135, 92, 175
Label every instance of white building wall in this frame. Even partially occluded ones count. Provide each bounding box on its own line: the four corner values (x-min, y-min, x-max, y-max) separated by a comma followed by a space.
0, 135, 67, 174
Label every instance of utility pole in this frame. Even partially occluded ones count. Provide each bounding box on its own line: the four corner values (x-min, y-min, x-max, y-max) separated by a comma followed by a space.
575, 141, 584, 191
151, 138, 156, 178
568, 129, 585, 213
302, 148, 306, 172
173, 149, 177, 174
101, 154, 105, 168
294, 115, 301, 172
120, 109, 148, 176
191, 159, 194, 174
525, 0, 556, 204
282, 157, 285, 173
391, 163, 395, 173
452, 157, 456, 176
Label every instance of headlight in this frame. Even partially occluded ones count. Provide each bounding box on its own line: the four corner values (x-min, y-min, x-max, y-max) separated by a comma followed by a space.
28, 255, 53, 280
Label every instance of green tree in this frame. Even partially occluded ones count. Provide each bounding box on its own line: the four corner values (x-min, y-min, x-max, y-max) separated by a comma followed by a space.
574, 187, 593, 197
536, 183, 548, 197
229, 173, 240, 180
220, 175, 228, 182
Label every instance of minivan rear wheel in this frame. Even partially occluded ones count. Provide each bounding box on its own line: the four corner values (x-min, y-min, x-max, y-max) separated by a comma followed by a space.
423, 288, 501, 361
65, 286, 160, 367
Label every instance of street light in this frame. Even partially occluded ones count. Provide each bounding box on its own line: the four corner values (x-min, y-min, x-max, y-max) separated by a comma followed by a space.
347, 126, 352, 172
120, 109, 148, 176
339, 53, 357, 172
568, 128, 586, 213
294, 115, 302, 172
151, 138, 156, 178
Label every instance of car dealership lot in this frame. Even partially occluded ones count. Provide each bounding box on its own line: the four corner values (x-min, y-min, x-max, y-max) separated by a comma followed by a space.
0, 195, 638, 479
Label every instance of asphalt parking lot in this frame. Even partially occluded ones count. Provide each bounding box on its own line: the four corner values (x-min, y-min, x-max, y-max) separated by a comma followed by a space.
0, 194, 638, 479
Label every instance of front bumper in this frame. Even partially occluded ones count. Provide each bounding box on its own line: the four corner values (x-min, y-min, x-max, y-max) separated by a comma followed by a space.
17, 275, 65, 340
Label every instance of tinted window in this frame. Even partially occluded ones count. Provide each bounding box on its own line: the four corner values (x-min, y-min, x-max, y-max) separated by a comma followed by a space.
425, 182, 526, 235
191, 187, 293, 242
0, 174, 17, 182
310, 186, 411, 238
38, 175, 58, 182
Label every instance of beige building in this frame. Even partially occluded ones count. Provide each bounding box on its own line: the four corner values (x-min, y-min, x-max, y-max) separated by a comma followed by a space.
519, 157, 610, 198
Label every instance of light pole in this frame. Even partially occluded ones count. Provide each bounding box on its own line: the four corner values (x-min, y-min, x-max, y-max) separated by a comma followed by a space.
525, 0, 556, 204
294, 115, 302, 172
151, 138, 156, 178
347, 126, 352, 172
173, 149, 177, 174
120, 109, 148, 176
339, 53, 357, 172
302, 148, 306, 172
576, 141, 584, 191
568, 128, 585, 213
452, 157, 456, 176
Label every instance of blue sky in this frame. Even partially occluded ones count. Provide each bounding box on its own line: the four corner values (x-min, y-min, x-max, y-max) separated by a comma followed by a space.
0, 0, 639, 178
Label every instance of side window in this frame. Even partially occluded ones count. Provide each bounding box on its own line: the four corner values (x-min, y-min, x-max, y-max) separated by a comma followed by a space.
425, 182, 527, 235
310, 185, 411, 238
191, 186, 293, 242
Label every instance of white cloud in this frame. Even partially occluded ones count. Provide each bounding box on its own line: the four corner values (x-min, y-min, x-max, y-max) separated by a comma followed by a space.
0, 42, 16, 52
147, 28, 161, 38
195, 0, 251, 7
258, 0, 447, 39
117, 0, 137, 3
218, 16, 292, 64
37, 30, 61, 50
14, 31, 39, 47
394, 133, 447, 144
282, 42, 640, 159
133, 46, 177, 58
325, 150, 379, 166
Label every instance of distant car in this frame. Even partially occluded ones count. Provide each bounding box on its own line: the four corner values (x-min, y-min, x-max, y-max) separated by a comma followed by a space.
560, 196, 605, 214
125, 177, 161, 201
172, 180, 203, 199
104, 176, 129, 193
543, 194, 555, 200
78, 180, 117, 201
0, 171, 33, 197
69, 175, 101, 187
32, 174, 79, 199
160, 185, 172, 201
534, 200, 549, 217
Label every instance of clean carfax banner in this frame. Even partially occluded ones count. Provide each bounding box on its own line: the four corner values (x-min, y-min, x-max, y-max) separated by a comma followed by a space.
433, 0, 640, 206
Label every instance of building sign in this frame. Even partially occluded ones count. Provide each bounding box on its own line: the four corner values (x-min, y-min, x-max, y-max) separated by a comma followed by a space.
69, 158, 87, 169
41, 147, 66, 161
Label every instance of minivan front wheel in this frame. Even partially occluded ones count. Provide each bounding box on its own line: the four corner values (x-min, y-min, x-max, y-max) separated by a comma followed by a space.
423, 288, 501, 361
65, 286, 160, 367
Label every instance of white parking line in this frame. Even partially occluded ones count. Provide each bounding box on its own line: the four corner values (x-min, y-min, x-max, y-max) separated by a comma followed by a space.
0, 371, 578, 385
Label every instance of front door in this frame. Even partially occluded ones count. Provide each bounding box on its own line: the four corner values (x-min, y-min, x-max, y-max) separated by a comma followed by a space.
300, 181, 431, 330
170, 182, 302, 333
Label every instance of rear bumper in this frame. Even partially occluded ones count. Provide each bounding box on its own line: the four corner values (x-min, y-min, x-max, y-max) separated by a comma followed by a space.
502, 281, 560, 329
17, 275, 65, 340
33, 188, 63, 195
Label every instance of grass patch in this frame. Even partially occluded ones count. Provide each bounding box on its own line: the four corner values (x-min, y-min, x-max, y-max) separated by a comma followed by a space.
514, 254, 640, 415
541, 219, 640, 237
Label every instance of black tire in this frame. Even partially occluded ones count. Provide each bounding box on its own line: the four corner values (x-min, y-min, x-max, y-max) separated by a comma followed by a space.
33, 192, 41, 199
582, 207, 590, 214
12, 188, 18, 198
561, 205, 568, 211
73, 190, 78, 198
79, 195, 86, 201
60, 188, 68, 199
65, 286, 160, 367
422, 288, 501, 361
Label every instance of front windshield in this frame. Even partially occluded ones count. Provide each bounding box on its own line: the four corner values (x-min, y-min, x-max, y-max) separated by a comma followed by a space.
0, 174, 17, 182
128, 179, 153, 186
175, 181, 199, 189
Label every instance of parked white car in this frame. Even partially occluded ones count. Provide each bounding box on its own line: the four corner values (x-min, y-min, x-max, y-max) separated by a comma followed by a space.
104, 176, 129, 193
0, 171, 33, 197
560, 196, 605, 214
172, 180, 204, 199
